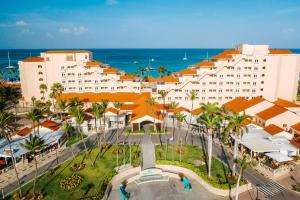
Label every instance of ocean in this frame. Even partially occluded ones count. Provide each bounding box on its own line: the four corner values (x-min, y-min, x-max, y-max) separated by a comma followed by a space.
1, 48, 300, 80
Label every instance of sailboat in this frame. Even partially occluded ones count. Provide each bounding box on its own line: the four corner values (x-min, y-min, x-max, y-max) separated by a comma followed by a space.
182, 52, 188, 60
6, 51, 15, 69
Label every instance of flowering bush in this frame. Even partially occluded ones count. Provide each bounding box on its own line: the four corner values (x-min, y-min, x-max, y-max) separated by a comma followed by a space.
59, 174, 83, 190
70, 162, 86, 172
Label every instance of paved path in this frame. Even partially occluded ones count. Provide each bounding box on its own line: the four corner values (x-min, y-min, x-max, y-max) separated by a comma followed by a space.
141, 125, 155, 170
108, 177, 225, 200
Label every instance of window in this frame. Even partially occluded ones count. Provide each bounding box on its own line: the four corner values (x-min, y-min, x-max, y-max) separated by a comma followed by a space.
263, 58, 266, 62
262, 66, 266, 70
260, 88, 263, 91
261, 81, 264, 84
79, 87, 82, 91
38, 65, 42, 69
38, 72, 43, 75
262, 74, 265, 77
39, 78, 43, 81
61, 66, 65, 70
66, 55, 74, 61
46, 57, 49, 61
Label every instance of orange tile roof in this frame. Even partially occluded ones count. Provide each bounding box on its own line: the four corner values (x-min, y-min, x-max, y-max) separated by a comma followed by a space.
103, 68, 120, 74
195, 61, 215, 68
146, 76, 179, 83
85, 60, 105, 67
264, 124, 284, 136
243, 96, 265, 109
223, 97, 249, 113
106, 107, 118, 114
15, 127, 32, 137
291, 122, 300, 133
256, 105, 287, 121
2, 82, 21, 89
290, 137, 300, 148
179, 69, 197, 75
120, 74, 134, 80
22, 57, 44, 62
273, 98, 300, 108
41, 120, 61, 131
212, 53, 233, 60
269, 49, 292, 54
191, 107, 203, 115
121, 104, 138, 110
44, 50, 91, 54
241, 119, 262, 127
223, 49, 241, 54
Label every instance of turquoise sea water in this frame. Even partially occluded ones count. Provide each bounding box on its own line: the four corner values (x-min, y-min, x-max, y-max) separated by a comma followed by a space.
0, 48, 299, 81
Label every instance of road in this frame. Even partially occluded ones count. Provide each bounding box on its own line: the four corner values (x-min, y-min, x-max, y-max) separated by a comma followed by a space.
2, 127, 300, 200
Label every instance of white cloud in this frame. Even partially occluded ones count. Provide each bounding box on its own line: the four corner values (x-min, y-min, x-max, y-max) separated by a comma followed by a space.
59, 26, 88, 35
16, 20, 31, 27
106, 0, 118, 6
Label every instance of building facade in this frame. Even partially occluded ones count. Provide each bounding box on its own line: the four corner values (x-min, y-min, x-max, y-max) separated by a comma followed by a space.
19, 44, 300, 108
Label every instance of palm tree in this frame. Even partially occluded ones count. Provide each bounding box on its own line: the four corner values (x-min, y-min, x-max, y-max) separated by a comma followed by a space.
68, 97, 83, 114
175, 112, 186, 162
0, 83, 21, 119
186, 91, 198, 143
21, 135, 44, 198
39, 83, 47, 101
63, 122, 75, 159
200, 102, 219, 117
31, 96, 36, 107
158, 90, 168, 135
235, 156, 248, 200
0, 111, 22, 198
100, 101, 108, 141
148, 97, 156, 131
72, 107, 88, 154
26, 108, 44, 136
58, 99, 68, 121
157, 65, 167, 77
197, 113, 221, 177
226, 112, 251, 176
113, 101, 123, 169
170, 101, 179, 161
50, 83, 64, 114
91, 103, 105, 150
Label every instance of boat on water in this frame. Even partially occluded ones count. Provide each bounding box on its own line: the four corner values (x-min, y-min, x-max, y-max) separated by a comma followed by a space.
182, 52, 188, 60
6, 51, 15, 69
133, 61, 139, 64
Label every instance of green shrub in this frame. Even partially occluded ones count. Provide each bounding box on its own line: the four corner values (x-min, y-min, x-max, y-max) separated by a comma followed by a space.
59, 174, 83, 190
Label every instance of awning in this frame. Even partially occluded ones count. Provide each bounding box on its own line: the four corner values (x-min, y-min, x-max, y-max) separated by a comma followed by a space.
265, 152, 293, 163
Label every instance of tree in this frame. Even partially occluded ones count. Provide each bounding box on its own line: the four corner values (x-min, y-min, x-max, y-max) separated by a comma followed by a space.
63, 122, 75, 159
175, 113, 186, 162
26, 108, 44, 136
58, 99, 68, 121
0, 83, 21, 119
200, 102, 219, 117
39, 83, 47, 101
31, 96, 36, 107
148, 97, 156, 131
71, 107, 88, 154
91, 103, 105, 150
68, 97, 83, 114
235, 156, 248, 200
158, 90, 169, 135
226, 112, 251, 176
50, 83, 64, 114
100, 101, 108, 141
113, 101, 123, 169
157, 66, 167, 77
21, 135, 44, 198
185, 91, 198, 143
0, 111, 22, 198
170, 101, 179, 161
197, 113, 221, 177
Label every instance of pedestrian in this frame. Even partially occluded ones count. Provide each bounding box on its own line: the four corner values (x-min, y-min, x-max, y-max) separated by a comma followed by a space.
119, 180, 129, 200
179, 173, 192, 192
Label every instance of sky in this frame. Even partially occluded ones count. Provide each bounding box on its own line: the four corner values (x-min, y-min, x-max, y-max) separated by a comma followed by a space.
0, 0, 299, 49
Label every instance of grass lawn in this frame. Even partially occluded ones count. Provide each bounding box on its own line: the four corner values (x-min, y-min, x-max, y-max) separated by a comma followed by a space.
15, 145, 141, 200
155, 144, 246, 189
65, 133, 87, 147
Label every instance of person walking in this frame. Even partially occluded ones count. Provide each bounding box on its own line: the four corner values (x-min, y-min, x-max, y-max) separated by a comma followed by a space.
179, 173, 192, 192
119, 180, 129, 200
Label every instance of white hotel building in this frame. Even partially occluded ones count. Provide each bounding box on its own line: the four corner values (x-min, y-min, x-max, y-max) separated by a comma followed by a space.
19, 44, 300, 109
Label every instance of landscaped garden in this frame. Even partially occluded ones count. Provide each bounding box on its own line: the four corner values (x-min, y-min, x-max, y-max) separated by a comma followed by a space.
155, 144, 247, 189
65, 133, 87, 147
13, 144, 141, 200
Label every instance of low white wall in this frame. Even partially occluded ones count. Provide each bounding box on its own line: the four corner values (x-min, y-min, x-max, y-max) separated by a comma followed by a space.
108, 165, 252, 197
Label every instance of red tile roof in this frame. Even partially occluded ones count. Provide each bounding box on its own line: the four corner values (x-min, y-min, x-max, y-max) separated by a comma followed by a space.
264, 124, 284, 136
269, 49, 292, 54
273, 98, 300, 108
256, 105, 287, 121
15, 127, 32, 137
41, 120, 61, 131
106, 107, 118, 114
195, 61, 215, 68
178, 69, 197, 75
223, 97, 249, 113
85, 60, 105, 67
22, 57, 44, 62
103, 68, 120, 74
243, 96, 265, 109
291, 122, 300, 133
146, 76, 179, 83
191, 107, 204, 115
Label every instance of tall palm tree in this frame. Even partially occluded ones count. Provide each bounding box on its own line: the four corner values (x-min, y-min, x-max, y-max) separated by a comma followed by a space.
157, 65, 167, 77
0, 84, 21, 119
58, 99, 68, 121
226, 112, 251, 176
0, 111, 22, 198
92, 103, 105, 150
39, 83, 47, 101
170, 101, 179, 161
235, 156, 248, 200
31, 96, 36, 107
148, 97, 156, 131
100, 101, 108, 141
113, 101, 123, 169
158, 90, 168, 135
63, 122, 75, 159
50, 83, 64, 114
21, 135, 44, 198
186, 91, 198, 143
72, 107, 88, 154
200, 102, 219, 117
176, 113, 186, 142
26, 108, 44, 136
68, 97, 83, 114
197, 113, 221, 177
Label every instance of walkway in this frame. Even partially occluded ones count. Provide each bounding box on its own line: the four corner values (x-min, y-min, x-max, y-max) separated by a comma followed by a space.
141, 125, 155, 170
108, 177, 225, 200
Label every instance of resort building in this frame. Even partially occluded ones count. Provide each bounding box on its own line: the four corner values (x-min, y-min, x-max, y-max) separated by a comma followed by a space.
19, 44, 300, 109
